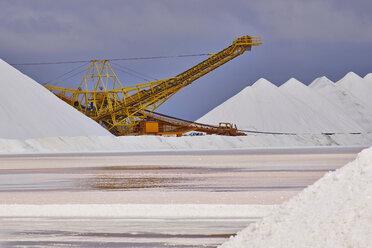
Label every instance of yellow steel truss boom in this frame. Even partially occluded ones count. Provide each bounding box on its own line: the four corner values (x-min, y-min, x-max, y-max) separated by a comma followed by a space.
45, 35, 262, 135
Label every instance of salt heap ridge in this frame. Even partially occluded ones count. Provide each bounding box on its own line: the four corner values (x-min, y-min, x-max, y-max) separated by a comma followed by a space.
364, 73, 372, 83
336, 72, 372, 109
310, 76, 372, 132
199, 72, 372, 134
198, 78, 337, 133
0, 59, 111, 139
280, 78, 363, 133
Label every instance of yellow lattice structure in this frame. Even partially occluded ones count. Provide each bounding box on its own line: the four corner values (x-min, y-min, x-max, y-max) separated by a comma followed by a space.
45, 35, 262, 135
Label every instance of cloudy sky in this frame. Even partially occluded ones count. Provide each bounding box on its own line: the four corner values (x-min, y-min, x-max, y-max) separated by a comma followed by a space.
1, 0, 371, 120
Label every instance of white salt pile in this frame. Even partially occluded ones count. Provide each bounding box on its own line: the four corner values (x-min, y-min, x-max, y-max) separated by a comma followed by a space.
336, 72, 372, 109
310, 76, 372, 132
365, 73, 372, 83
198, 78, 340, 133
219, 147, 372, 248
198, 72, 372, 135
0, 59, 111, 139
280, 78, 363, 133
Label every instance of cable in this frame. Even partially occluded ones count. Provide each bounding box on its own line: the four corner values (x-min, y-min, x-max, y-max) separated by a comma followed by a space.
11, 60, 90, 66
239, 129, 368, 135
112, 66, 149, 82
10, 53, 210, 66
109, 53, 209, 61
239, 129, 298, 135
61, 68, 89, 82
42, 62, 90, 85
46, 68, 88, 86
41, 60, 158, 86
110, 62, 158, 81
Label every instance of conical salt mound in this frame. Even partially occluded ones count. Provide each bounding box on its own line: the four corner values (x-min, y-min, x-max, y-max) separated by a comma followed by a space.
365, 73, 372, 83
251, 78, 277, 89
336, 72, 372, 108
280, 78, 364, 133
309, 76, 333, 88
310, 76, 372, 132
0, 59, 111, 139
197, 78, 348, 133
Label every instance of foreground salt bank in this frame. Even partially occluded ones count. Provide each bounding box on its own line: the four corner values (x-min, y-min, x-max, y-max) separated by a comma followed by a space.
219, 147, 372, 248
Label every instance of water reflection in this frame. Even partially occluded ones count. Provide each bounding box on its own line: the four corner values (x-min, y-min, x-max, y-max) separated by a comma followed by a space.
89, 175, 186, 190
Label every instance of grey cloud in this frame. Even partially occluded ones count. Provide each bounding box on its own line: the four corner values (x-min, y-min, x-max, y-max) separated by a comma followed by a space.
247, 0, 372, 42
0, 0, 260, 54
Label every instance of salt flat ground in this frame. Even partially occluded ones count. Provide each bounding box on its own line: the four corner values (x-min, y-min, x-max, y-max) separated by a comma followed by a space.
0, 147, 363, 247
